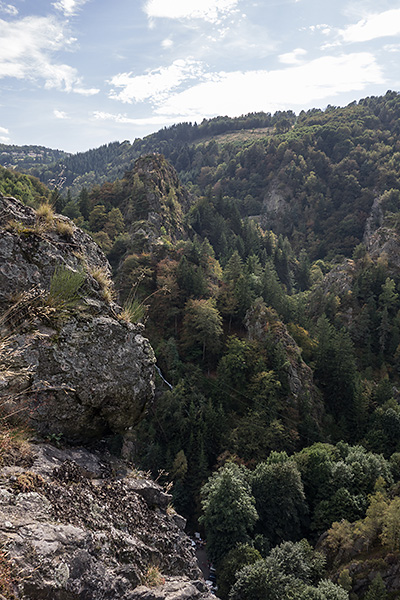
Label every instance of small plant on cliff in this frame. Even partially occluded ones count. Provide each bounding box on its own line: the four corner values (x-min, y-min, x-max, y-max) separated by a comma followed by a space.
142, 566, 165, 588
35, 202, 54, 224
89, 267, 115, 303
48, 266, 85, 309
0, 548, 18, 599
6, 218, 48, 237
119, 297, 148, 324
54, 219, 74, 238
119, 276, 170, 324
13, 471, 45, 493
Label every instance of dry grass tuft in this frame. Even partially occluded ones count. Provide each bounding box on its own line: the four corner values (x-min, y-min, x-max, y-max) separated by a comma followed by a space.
13, 471, 45, 493
142, 566, 165, 588
54, 219, 74, 238
0, 289, 54, 334
118, 297, 148, 324
89, 267, 115, 303
0, 428, 33, 469
6, 219, 48, 237
35, 202, 54, 224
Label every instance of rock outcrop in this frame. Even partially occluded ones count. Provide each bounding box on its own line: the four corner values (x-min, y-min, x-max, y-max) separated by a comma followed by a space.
363, 192, 400, 274
120, 155, 192, 252
365, 226, 400, 273
0, 195, 155, 441
317, 525, 400, 597
0, 441, 213, 600
245, 299, 324, 431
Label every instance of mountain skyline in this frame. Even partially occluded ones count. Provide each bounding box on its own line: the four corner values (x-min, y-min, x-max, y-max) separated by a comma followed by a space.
0, 0, 399, 153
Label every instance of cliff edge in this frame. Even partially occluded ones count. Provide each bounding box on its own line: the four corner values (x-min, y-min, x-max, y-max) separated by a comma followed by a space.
0, 195, 155, 441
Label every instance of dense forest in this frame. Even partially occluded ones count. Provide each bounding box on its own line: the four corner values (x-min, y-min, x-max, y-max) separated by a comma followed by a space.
7, 90, 400, 599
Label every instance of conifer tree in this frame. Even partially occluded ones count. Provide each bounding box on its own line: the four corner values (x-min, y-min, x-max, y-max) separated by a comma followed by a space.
364, 574, 387, 600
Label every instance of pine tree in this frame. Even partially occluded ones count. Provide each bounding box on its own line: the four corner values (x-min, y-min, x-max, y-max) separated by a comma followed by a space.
364, 574, 387, 600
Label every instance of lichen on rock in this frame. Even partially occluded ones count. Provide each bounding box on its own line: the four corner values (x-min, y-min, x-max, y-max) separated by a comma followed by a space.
0, 443, 213, 600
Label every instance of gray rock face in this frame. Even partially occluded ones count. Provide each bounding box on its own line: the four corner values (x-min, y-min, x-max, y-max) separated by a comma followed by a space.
0, 195, 155, 441
0, 443, 213, 600
363, 193, 400, 273
27, 314, 154, 440
366, 226, 400, 272
0, 195, 108, 308
132, 579, 213, 599
120, 155, 192, 251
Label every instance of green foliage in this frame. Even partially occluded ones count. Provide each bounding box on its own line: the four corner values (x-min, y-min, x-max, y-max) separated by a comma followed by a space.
251, 455, 308, 546
364, 574, 388, 600
16, 92, 400, 597
0, 165, 50, 206
199, 462, 258, 563
48, 266, 85, 309
302, 580, 350, 600
217, 543, 261, 600
380, 496, 400, 551
230, 541, 346, 600
321, 489, 400, 572
229, 558, 300, 600
181, 298, 223, 362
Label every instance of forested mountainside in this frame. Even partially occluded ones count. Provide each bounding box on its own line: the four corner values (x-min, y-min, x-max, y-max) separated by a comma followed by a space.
27, 111, 289, 194
0, 144, 68, 171
25, 90, 400, 262
4, 91, 400, 599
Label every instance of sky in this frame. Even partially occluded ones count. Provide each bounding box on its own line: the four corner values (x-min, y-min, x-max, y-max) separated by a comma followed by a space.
0, 0, 399, 153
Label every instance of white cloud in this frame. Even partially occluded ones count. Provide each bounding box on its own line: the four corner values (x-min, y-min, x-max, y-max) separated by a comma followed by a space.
302, 23, 330, 32
161, 38, 174, 49
52, 0, 89, 17
0, 16, 93, 93
0, 3, 18, 16
53, 109, 69, 119
73, 86, 100, 96
109, 58, 205, 104
144, 0, 239, 23
92, 111, 180, 127
152, 53, 384, 119
384, 43, 400, 53
340, 9, 400, 43
0, 125, 10, 142
279, 48, 307, 65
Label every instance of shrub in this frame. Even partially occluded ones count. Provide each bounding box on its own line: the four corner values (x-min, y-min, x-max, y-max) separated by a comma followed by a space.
119, 297, 148, 324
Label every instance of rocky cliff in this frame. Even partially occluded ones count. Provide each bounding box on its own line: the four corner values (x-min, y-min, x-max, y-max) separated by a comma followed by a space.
120, 155, 192, 252
0, 195, 155, 441
0, 195, 213, 599
0, 440, 213, 600
245, 299, 324, 431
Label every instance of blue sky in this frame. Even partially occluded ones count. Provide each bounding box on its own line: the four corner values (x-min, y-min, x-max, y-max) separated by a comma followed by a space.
0, 0, 399, 152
